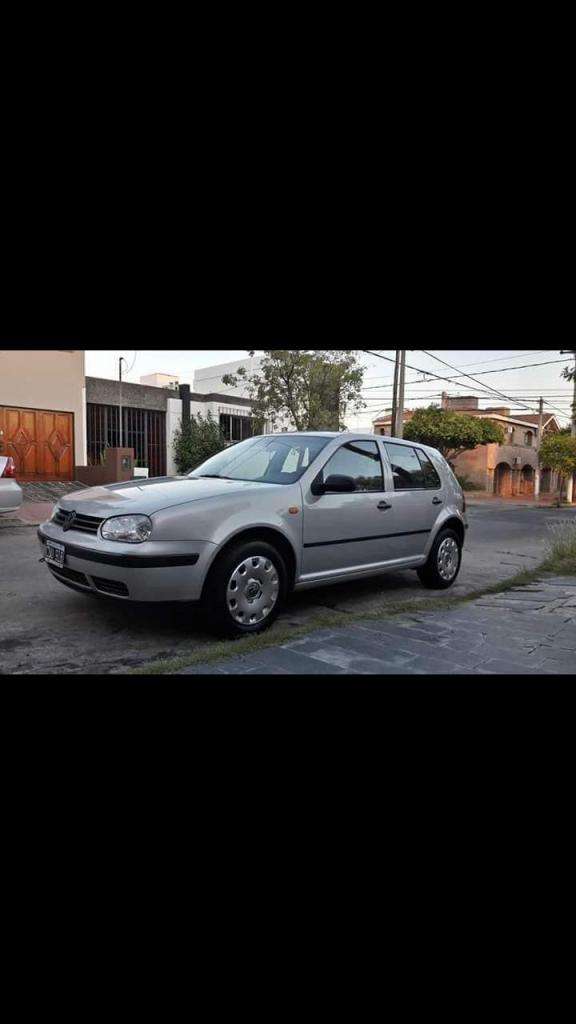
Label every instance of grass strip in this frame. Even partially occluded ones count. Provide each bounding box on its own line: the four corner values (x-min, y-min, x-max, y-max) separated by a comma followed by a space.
129, 555, 575, 676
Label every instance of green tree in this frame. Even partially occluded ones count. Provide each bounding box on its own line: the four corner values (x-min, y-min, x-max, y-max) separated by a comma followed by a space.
222, 350, 365, 431
172, 411, 226, 474
539, 433, 576, 499
403, 405, 505, 462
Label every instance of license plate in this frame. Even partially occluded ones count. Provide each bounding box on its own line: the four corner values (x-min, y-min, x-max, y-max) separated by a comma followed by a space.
46, 540, 65, 568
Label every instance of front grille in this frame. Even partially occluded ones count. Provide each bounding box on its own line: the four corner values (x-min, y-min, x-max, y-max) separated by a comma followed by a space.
53, 509, 103, 534
48, 565, 91, 587
92, 577, 129, 597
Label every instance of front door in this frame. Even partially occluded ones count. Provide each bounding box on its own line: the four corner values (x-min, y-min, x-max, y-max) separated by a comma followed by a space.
301, 439, 415, 580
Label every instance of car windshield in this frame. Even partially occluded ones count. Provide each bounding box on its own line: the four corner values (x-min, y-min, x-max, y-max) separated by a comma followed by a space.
188, 435, 331, 485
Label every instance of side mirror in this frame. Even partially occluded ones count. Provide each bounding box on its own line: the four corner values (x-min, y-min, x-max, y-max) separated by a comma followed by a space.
312, 473, 356, 495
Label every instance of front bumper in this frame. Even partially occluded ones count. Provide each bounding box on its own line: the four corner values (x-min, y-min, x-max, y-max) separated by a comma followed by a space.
37, 523, 216, 602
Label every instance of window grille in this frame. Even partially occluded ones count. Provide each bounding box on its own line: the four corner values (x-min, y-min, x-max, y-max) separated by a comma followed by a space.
87, 404, 166, 477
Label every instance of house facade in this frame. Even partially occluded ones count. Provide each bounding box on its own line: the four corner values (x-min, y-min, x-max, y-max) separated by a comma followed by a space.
86, 374, 260, 477
0, 349, 87, 479
373, 394, 562, 496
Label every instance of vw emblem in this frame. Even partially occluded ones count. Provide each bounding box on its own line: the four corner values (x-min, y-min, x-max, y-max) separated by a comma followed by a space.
63, 511, 76, 532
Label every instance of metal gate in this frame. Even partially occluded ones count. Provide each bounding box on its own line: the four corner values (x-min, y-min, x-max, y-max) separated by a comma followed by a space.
87, 404, 166, 477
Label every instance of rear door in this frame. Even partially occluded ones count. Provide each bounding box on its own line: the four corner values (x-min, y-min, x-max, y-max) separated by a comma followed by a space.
379, 441, 446, 555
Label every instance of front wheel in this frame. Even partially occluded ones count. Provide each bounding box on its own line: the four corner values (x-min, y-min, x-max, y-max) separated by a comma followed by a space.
417, 528, 462, 589
204, 540, 287, 638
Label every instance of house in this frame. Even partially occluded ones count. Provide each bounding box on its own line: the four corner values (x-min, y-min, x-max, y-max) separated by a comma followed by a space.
0, 348, 265, 483
0, 350, 87, 480
85, 372, 261, 477
373, 394, 562, 496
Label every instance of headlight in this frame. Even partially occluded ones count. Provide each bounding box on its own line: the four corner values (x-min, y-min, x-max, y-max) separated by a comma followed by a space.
101, 515, 153, 543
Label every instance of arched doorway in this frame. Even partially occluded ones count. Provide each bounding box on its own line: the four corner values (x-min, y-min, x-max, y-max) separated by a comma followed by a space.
494, 462, 512, 496
520, 465, 535, 495
540, 467, 551, 493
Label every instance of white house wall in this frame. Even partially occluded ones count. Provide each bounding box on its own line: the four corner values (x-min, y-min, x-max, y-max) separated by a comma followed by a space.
193, 356, 263, 399
0, 349, 87, 466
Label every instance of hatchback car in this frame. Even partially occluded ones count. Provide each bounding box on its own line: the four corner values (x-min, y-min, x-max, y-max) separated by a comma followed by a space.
0, 457, 23, 515
37, 432, 467, 636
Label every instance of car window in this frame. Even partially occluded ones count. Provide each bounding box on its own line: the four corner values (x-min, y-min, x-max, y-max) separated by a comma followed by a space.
383, 443, 430, 490
189, 434, 330, 485
235, 449, 275, 480
321, 441, 383, 491
415, 449, 442, 489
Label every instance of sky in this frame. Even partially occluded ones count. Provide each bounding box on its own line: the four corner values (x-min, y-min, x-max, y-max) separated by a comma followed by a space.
85, 349, 575, 429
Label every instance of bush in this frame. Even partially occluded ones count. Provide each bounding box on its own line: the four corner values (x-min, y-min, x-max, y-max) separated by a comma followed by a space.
172, 412, 226, 474
456, 473, 484, 492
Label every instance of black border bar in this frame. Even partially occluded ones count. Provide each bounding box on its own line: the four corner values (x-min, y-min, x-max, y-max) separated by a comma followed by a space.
304, 529, 431, 549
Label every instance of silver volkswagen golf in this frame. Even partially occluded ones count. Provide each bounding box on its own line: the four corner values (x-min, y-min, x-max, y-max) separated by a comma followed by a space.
38, 432, 467, 636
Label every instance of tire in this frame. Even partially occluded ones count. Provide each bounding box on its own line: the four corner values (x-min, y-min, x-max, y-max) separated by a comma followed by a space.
416, 527, 462, 590
203, 540, 288, 638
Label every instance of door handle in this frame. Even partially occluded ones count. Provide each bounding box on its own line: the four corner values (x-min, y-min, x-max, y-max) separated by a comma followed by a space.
432, 497, 443, 505
377, 500, 392, 510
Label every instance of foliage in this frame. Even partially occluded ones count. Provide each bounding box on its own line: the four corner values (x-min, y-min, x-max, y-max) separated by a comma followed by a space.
403, 405, 504, 461
562, 361, 575, 383
456, 473, 484, 491
172, 411, 226, 474
539, 433, 576, 488
222, 350, 365, 431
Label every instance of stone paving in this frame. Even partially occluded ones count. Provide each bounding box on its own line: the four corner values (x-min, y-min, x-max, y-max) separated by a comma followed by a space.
176, 576, 576, 676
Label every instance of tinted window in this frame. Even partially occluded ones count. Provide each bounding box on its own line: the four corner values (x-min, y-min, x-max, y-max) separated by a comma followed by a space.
321, 441, 383, 491
415, 449, 441, 488
384, 443, 429, 489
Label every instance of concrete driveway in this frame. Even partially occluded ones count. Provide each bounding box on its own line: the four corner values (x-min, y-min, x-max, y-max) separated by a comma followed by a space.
1, 502, 575, 674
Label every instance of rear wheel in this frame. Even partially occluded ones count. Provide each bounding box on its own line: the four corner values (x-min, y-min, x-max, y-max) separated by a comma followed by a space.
204, 540, 287, 637
417, 528, 462, 589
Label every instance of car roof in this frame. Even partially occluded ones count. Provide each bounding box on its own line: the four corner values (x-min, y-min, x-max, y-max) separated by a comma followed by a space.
263, 431, 435, 448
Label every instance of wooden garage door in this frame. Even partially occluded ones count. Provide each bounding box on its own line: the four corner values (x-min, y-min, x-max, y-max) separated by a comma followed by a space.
0, 406, 74, 480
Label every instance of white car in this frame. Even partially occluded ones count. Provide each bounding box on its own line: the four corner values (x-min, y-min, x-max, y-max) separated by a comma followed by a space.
0, 457, 23, 514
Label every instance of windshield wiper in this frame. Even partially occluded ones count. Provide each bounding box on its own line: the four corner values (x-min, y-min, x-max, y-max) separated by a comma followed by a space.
196, 474, 232, 479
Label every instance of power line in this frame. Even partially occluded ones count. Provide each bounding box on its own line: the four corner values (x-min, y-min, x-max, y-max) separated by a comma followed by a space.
420, 350, 570, 420
362, 350, 569, 421
360, 356, 569, 391
419, 349, 569, 419
452, 349, 555, 368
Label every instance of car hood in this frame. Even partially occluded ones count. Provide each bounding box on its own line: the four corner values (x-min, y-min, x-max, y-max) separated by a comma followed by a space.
58, 476, 281, 517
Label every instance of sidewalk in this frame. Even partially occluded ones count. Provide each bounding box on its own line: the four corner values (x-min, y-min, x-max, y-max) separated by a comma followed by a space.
466, 492, 569, 508
0, 481, 87, 527
176, 575, 576, 676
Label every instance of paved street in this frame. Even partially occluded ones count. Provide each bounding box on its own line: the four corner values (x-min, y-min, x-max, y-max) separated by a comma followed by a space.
178, 575, 576, 675
1, 501, 575, 674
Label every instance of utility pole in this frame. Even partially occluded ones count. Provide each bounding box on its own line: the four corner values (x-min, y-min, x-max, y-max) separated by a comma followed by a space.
560, 350, 576, 503
396, 350, 406, 438
119, 356, 125, 448
391, 350, 400, 437
534, 396, 543, 498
